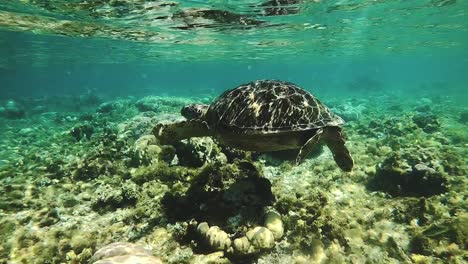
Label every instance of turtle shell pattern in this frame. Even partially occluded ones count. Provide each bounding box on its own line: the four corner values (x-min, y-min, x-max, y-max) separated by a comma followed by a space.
205, 80, 344, 133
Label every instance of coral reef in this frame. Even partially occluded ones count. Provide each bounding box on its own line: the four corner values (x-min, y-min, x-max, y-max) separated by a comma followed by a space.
331, 101, 366, 122
161, 162, 274, 224
263, 210, 284, 240
369, 151, 448, 197
135, 96, 194, 114
118, 112, 183, 140
70, 123, 95, 141
0, 94, 466, 264
91, 180, 138, 212
197, 223, 232, 251
174, 137, 227, 167
459, 111, 468, 124
1, 100, 25, 119
130, 135, 176, 166
97, 101, 122, 114
195, 209, 284, 256
91, 242, 163, 264
412, 113, 440, 133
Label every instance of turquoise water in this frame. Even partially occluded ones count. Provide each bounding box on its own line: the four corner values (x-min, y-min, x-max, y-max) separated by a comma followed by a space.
1, 0, 467, 100
0, 1, 467, 263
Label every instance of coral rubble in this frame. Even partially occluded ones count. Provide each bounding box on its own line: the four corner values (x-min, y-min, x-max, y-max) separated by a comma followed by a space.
0, 94, 466, 264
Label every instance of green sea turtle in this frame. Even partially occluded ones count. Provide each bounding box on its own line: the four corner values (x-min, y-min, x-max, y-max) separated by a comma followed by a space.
153, 80, 353, 171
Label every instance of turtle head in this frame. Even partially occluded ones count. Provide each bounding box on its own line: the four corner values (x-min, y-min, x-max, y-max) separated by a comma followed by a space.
181, 104, 209, 120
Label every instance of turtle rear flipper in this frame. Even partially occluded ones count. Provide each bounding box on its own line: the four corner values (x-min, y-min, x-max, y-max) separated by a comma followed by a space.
323, 127, 354, 172
153, 120, 211, 145
295, 128, 323, 165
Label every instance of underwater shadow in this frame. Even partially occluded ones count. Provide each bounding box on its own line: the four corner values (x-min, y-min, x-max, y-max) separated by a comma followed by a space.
161, 161, 275, 262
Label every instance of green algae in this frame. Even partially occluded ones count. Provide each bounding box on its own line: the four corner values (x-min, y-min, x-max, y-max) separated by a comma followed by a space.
131, 162, 195, 185
0, 94, 466, 263
92, 180, 139, 213
369, 151, 448, 197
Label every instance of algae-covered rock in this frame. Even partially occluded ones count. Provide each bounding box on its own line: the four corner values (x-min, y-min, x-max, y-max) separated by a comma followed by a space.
232, 236, 251, 254
93, 254, 162, 264
196, 221, 281, 256
124, 181, 170, 236
91, 180, 138, 212
196, 219, 283, 256
197, 222, 232, 251
70, 133, 126, 180
197, 222, 210, 236
139, 227, 192, 263
92, 242, 150, 260
0, 217, 16, 260
117, 112, 161, 140
174, 137, 227, 167
273, 188, 347, 251
206, 225, 232, 251
18, 127, 35, 137
162, 162, 273, 225
359, 115, 419, 138
190, 251, 232, 264
135, 96, 192, 113
219, 145, 252, 163
134, 134, 159, 150
91, 242, 163, 264
331, 101, 366, 122
96, 99, 136, 114
369, 152, 448, 197
264, 210, 284, 240
459, 111, 468, 124
2, 92, 465, 264
162, 161, 283, 258
97, 102, 118, 114
0, 183, 27, 211
130, 138, 177, 166
35, 207, 60, 227
70, 123, 94, 141
246, 227, 275, 250
2, 100, 25, 119
412, 113, 440, 133
410, 212, 467, 258
131, 162, 191, 184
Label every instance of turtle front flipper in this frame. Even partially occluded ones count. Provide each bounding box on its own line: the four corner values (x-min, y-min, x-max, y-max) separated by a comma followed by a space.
295, 128, 324, 165
153, 120, 211, 145
323, 127, 354, 172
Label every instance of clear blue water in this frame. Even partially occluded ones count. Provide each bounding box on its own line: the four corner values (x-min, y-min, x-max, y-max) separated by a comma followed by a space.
0, 1, 467, 263
1, 0, 467, 101
1, 29, 467, 102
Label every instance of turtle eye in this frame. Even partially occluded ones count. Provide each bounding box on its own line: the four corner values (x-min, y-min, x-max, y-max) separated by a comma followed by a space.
181, 105, 197, 119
